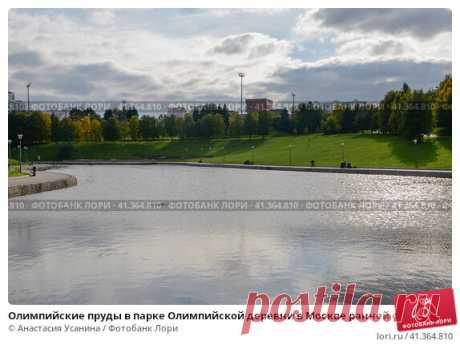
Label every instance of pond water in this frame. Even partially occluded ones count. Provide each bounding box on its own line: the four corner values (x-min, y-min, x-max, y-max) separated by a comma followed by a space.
9, 165, 451, 304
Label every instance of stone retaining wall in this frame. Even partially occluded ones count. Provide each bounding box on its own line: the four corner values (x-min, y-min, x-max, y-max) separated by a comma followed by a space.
8, 173, 78, 198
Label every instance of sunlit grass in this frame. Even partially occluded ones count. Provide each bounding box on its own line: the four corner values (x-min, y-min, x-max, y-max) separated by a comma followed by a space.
20, 133, 451, 169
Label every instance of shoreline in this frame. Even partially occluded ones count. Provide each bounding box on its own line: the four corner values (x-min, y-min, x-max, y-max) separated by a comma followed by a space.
38, 160, 451, 178
8, 171, 78, 198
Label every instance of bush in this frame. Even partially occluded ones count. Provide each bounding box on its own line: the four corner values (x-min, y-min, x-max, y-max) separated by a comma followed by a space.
243, 160, 254, 165
433, 127, 451, 137
56, 144, 74, 161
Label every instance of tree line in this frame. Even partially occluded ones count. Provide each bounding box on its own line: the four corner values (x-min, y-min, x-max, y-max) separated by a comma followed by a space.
8, 75, 451, 146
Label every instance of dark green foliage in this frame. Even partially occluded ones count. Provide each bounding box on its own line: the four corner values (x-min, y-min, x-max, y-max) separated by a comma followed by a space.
103, 118, 121, 141
56, 144, 74, 161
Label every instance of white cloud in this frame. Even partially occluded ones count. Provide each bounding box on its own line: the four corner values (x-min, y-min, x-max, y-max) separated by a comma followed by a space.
293, 9, 451, 69
87, 9, 116, 26
295, 9, 451, 39
8, 8, 452, 102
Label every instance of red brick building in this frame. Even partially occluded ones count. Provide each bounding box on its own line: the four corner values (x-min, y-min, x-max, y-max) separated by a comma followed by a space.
245, 98, 273, 113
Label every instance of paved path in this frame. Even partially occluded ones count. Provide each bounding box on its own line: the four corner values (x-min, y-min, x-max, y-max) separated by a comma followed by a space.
163, 162, 452, 178
38, 160, 451, 178
8, 171, 77, 198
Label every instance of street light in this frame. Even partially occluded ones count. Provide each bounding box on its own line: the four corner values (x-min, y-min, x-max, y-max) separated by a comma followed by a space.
291, 92, 296, 116
17, 134, 23, 173
238, 72, 245, 116
26, 83, 32, 112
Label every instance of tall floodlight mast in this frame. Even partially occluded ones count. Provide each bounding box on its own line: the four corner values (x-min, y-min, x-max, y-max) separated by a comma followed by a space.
238, 72, 245, 115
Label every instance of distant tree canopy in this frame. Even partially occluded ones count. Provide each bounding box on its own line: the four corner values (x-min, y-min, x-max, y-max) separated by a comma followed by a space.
8, 75, 451, 144
318, 75, 451, 142
433, 74, 452, 135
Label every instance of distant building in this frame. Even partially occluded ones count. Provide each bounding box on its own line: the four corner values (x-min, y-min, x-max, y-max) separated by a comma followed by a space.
167, 106, 187, 117
8, 91, 26, 112
245, 98, 273, 113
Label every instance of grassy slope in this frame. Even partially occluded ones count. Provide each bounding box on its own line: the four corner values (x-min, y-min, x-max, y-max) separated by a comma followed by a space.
8, 159, 28, 177
22, 133, 452, 169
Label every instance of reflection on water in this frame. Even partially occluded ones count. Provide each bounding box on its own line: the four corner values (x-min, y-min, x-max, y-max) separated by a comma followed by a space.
9, 166, 451, 304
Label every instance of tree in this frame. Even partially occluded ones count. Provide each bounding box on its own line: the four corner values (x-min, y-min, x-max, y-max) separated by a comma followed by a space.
164, 115, 178, 137
104, 109, 114, 120
126, 106, 139, 120
292, 102, 322, 134
119, 121, 130, 140
27, 111, 51, 144
129, 116, 140, 140
433, 74, 452, 135
379, 90, 398, 134
321, 112, 339, 134
50, 114, 60, 142
229, 113, 244, 137
338, 107, 355, 132
244, 112, 258, 137
72, 120, 84, 142
58, 117, 76, 142
212, 114, 225, 137
69, 107, 96, 120
192, 108, 201, 122
175, 116, 185, 138
139, 116, 159, 139
276, 108, 292, 134
90, 118, 103, 141
401, 89, 433, 141
80, 116, 92, 141
293, 103, 308, 134
305, 102, 322, 133
103, 117, 121, 141
222, 104, 230, 135
354, 109, 373, 132
182, 115, 196, 138
197, 114, 225, 138
257, 111, 272, 137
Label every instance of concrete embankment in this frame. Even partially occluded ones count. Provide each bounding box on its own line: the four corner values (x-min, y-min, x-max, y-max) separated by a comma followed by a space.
161, 162, 451, 178
39, 160, 452, 178
8, 171, 78, 198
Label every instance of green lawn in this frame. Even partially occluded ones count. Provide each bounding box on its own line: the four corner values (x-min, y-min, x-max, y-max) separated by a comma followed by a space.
18, 133, 452, 169
8, 159, 28, 177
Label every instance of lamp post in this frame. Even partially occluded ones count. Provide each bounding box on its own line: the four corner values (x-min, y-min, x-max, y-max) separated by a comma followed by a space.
288, 144, 294, 166
17, 134, 23, 173
238, 72, 245, 116
8, 139, 12, 159
291, 92, 295, 116
26, 82, 32, 112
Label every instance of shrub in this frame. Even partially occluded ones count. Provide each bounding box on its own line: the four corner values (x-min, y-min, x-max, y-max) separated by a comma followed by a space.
56, 144, 74, 161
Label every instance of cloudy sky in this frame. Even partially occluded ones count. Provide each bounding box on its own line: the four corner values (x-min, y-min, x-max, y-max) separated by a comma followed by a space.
8, 8, 451, 102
